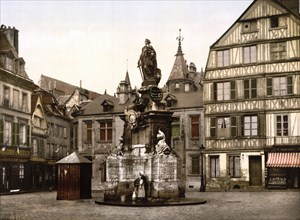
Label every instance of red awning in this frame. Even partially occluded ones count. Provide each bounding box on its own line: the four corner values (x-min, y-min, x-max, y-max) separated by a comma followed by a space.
267, 152, 300, 168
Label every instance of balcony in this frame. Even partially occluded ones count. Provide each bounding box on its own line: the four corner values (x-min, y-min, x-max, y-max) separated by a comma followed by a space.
267, 136, 300, 147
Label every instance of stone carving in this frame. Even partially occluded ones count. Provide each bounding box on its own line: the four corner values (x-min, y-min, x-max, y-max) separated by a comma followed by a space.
108, 137, 124, 157
137, 39, 161, 85
154, 130, 171, 155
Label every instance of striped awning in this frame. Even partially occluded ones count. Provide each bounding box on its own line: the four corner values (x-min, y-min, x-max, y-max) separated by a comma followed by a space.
267, 152, 300, 168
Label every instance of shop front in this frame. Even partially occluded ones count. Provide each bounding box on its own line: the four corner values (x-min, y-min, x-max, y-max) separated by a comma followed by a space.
266, 152, 300, 189
0, 147, 31, 192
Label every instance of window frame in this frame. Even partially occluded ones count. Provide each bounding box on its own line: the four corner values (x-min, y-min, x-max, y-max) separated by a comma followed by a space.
243, 115, 258, 137
270, 42, 286, 61
99, 120, 113, 143
243, 45, 257, 64
244, 79, 257, 99
190, 115, 200, 139
217, 49, 230, 67
267, 76, 293, 96
228, 155, 241, 178
276, 115, 288, 137
86, 121, 93, 143
190, 155, 200, 175
210, 155, 220, 178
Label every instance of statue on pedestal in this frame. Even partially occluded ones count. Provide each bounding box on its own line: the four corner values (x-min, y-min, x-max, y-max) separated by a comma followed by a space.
137, 39, 161, 86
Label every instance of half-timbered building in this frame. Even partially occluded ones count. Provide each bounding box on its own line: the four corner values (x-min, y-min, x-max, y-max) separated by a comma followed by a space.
203, 0, 300, 190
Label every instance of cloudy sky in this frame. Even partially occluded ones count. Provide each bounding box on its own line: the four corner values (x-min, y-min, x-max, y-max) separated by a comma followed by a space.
1, 0, 252, 95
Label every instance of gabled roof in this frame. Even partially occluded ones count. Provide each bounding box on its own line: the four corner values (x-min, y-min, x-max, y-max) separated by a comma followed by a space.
56, 152, 92, 164
210, 0, 300, 49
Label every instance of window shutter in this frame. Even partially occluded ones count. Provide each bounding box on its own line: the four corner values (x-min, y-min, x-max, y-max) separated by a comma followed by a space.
266, 78, 273, 96
12, 122, 17, 145
231, 116, 237, 137
230, 81, 236, 99
287, 76, 293, 95
16, 123, 20, 145
258, 114, 265, 137
211, 83, 217, 101
0, 119, 3, 144
241, 116, 244, 136
251, 79, 257, 98
26, 125, 30, 146
210, 117, 216, 138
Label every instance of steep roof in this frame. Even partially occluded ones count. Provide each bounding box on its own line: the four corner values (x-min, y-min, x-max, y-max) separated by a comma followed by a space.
39, 75, 101, 100
164, 89, 203, 109
80, 93, 133, 115
167, 30, 189, 82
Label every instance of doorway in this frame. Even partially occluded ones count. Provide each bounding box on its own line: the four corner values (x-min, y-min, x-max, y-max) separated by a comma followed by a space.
249, 156, 262, 186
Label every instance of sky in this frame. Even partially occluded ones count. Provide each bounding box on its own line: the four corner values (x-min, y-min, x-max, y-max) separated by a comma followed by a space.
1, 0, 252, 95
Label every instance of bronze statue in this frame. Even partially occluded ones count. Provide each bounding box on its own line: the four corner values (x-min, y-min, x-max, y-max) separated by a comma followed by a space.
138, 39, 161, 85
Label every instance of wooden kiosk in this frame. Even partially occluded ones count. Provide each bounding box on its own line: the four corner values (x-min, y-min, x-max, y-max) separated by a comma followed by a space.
56, 152, 92, 200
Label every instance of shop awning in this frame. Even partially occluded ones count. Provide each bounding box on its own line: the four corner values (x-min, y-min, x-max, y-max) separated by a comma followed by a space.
267, 152, 300, 168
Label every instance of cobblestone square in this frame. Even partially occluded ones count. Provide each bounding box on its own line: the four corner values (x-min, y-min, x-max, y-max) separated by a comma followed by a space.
0, 190, 299, 220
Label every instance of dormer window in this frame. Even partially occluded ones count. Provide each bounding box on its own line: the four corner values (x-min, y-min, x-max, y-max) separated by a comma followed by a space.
101, 99, 114, 112
165, 94, 177, 108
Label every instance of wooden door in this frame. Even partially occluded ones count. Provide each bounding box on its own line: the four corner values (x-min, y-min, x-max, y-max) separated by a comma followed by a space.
249, 156, 262, 186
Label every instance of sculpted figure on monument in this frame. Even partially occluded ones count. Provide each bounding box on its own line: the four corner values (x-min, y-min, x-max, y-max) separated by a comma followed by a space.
154, 130, 171, 155
137, 39, 161, 85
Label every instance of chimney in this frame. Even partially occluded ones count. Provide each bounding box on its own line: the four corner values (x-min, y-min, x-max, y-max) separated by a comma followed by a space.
0, 25, 19, 54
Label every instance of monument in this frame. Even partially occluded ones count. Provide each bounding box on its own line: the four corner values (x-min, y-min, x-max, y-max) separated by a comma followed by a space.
104, 39, 182, 203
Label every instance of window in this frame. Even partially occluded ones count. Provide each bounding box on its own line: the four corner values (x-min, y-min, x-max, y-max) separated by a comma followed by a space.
33, 139, 38, 156
210, 156, 220, 178
63, 127, 67, 138
270, 16, 279, 28
190, 115, 200, 138
229, 156, 240, 178
99, 121, 112, 142
211, 117, 237, 138
171, 117, 180, 138
86, 122, 92, 142
243, 116, 258, 136
4, 121, 12, 145
217, 82, 230, 101
191, 155, 200, 174
244, 79, 257, 98
243, 46, 256, 64
242, 20, 257, 32
13, 89, 19, 110
270, 42, 286, 61
19, 164, 24, 179
22, 93, 28, 112
19, 124, 26, 145
217, 117, 230, 138
215, 81, 235, 101
267, 76, 292, 96
217, 50, 229, 67
3, 86, 10, 107
276, 115, 288, 136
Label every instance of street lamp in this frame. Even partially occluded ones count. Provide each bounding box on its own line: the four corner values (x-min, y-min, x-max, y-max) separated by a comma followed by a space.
199, 144, 205, 192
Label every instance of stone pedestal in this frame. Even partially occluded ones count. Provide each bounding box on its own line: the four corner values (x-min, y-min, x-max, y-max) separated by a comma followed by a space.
105, 152, 181, 202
